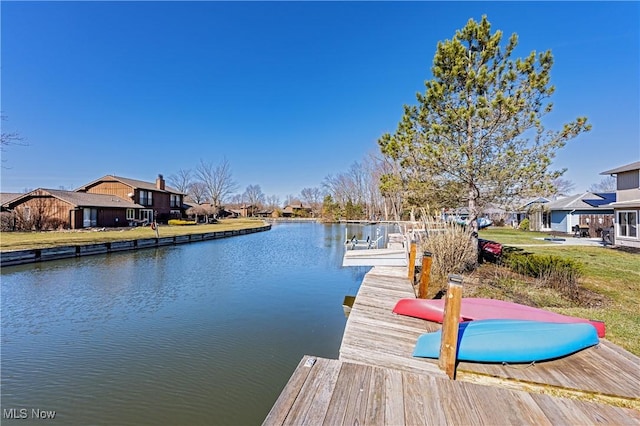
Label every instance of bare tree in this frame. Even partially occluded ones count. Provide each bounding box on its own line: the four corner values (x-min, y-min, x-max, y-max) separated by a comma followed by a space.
588, 176, 616, 193
168, 169, 193, 193
195, 158, 238, 207
229, 194, 244, 205
243, 184, 265, 209
1, 115, 26, 166
187, 181, 209, 204
284, 194, 301, 206
549, 178, 576, 197
1, 115, 25, 150
300, 187, 324, 217
322, 159, 384, 220
264, 194, 281, 210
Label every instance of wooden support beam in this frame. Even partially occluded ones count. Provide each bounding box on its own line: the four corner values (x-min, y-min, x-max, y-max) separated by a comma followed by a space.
418, 251, 432, 299
438, 274, 464, 379
407, 242, 417, 283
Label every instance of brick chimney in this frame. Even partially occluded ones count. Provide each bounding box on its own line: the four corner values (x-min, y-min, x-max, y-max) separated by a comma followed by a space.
156, 174, 165, 190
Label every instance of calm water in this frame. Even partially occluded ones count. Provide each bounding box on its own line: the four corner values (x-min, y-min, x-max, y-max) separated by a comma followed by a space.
1, 222, 389, 425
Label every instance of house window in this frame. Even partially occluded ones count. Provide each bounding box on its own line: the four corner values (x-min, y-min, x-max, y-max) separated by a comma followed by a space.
126, 209, 135, 220
170, 209, 181, 218
139, 191, 153, 206
140, 209, 154, 223
83, 208, 98, 228
170, 194, 181, 208
23, 206, 31, 221
618, 211, 638, 238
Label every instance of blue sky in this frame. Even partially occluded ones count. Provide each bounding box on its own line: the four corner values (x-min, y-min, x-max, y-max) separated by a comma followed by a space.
2, 1, 638, 201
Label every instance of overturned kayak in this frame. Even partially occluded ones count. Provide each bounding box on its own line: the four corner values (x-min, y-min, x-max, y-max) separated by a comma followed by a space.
393, 297, 605, 337
413, 319, 599, 363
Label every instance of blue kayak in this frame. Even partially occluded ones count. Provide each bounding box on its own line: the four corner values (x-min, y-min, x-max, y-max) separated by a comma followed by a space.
413, 319, 599, 363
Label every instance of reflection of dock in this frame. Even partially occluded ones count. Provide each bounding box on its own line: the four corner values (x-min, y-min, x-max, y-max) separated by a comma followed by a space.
264, 266, 640, 425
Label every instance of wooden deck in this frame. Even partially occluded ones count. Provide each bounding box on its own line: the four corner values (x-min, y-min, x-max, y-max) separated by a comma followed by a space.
265, 266, 640, 425
264, 356, 640, 425
342, 248, 407, 267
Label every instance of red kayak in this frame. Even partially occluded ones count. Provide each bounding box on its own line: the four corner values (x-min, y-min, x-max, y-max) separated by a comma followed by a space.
393, 297, 605, 337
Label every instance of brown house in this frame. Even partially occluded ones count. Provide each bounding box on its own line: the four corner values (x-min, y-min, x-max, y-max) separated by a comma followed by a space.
282, 202, 312, 218
75, 174, 184, 223
2, 188, 144, 230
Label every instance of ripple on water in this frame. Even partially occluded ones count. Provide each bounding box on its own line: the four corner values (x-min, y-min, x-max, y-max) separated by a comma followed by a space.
1, 223, 378, 424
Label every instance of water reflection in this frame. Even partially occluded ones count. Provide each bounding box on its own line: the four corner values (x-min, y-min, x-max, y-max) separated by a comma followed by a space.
1, 223, 383, 425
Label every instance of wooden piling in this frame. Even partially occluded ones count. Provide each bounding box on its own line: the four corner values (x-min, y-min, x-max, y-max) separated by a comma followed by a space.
418, 251, 432, 299
438, 274, 463, 379
407, 242, 417, 283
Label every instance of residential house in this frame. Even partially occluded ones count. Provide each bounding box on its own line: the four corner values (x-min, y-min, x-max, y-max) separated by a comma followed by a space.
601, 161, 640, 248
2, 188, 143, 230
255, 209, 278, 218
518, 197, 551, 231
545, 192, 615, 237
75, 174, 184, 224
282, 202, 312, 218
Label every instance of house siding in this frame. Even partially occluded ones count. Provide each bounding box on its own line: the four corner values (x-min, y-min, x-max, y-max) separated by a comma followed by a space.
11, 191, 74, 229
617, 170, 640, 192
551, 211, 568, 233
84, 181, 133, 200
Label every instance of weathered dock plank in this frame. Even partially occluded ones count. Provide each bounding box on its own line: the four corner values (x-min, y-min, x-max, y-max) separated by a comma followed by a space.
264, 356, 640, 425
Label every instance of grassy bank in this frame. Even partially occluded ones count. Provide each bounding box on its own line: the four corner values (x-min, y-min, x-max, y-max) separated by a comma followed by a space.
0, 219, 267, 251
476, 228, 640, 355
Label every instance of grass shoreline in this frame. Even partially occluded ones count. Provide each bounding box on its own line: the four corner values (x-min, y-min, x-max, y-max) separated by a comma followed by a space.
0, 219, 268, 251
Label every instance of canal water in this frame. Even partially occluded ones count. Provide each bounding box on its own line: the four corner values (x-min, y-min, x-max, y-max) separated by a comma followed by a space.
1, 222, 390, 425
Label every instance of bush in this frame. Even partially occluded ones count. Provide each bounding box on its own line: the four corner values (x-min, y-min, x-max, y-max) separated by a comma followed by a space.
518, 218, 530, 231
502, 251, 583, 299
417, 216, 477, 289
168, 219, 197, 226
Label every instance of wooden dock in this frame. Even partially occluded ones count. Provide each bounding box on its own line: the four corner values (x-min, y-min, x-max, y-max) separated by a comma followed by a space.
264, 266, 640, 425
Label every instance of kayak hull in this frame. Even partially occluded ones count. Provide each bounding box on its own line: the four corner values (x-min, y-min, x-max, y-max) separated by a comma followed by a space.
393, 297, 605, 337
413, 319, 599, 363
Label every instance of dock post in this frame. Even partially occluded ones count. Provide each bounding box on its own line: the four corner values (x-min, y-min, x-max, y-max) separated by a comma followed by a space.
407, 242, 417, 283
418, 251, 432, 298
438, 274, 463, 379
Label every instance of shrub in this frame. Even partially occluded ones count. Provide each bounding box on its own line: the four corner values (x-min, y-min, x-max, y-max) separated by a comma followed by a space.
518, 218, 530, 231
168, 219, 197, 226
417, 216, 477, 289
502, 251, 583, 299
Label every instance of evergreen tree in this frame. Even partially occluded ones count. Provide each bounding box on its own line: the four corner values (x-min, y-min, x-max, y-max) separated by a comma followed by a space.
379, 16, 591, 236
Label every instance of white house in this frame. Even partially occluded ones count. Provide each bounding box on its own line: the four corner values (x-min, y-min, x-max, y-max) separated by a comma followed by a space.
601, 161, 640, 249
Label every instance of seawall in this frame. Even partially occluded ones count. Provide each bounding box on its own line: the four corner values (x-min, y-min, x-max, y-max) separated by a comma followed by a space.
0, 224, 271, 267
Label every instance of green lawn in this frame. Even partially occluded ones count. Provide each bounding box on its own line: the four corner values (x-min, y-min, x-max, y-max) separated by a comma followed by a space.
478, 228, 640, 355
0, 219, 267, 251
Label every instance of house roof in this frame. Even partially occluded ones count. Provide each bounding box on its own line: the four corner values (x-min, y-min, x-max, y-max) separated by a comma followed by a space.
519, 197, 551, 209
3, 188, 144, 209
583, 192, 616, 207
607, 199, 640, 209
546, 192, 615, 211
0, 192, 22, 205
284, 203, 312, 209
75, 175, 183, 195
600, 161, 640, 175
